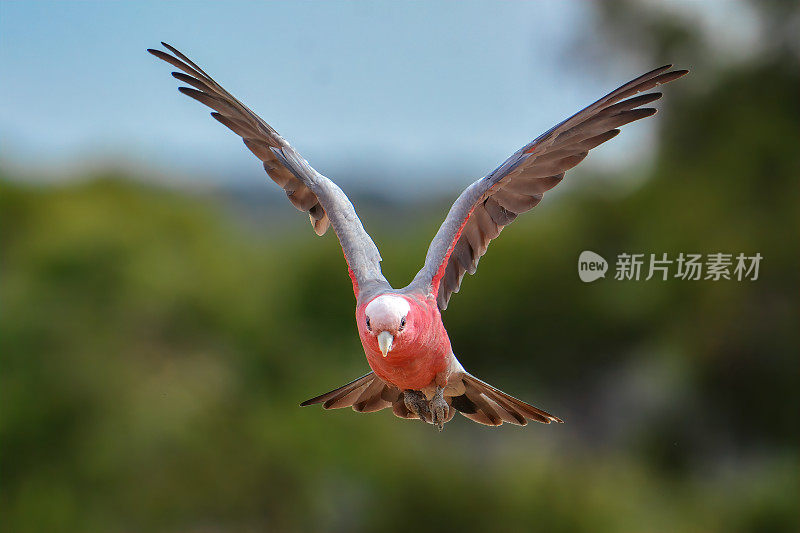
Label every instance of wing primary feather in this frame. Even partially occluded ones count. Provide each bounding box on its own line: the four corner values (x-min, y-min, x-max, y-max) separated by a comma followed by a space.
147, 48, 204, 79
412, 66, 687, 309
161, 41, 215, 79
211, 112, 260, 138
171, 71, 212, 93
604, 92, 663, 114
150, 43, 388, 293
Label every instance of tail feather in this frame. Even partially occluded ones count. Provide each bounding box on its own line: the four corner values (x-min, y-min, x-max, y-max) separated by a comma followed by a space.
381, 387, 401, 403
453, 373, 563, 426
353, 378, 390, 412
301, 370, 562, 428
462, 384, 504, 426
301, 371, 398, 414
391, 397, 416, 419
327, 386, 373, 409
465, 382, 527, 425
300, 372, 435, 422
300, 372, 374, 408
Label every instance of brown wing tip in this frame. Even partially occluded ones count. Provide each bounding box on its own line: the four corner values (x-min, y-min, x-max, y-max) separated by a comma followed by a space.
651, 65, 689, 78
177, 87, 207, 101
146, 48, 173, 63
527, 413, 563, 424
299, 397, 321, 407
160, 42, 184, 56
660, 69, 690, 84
147, 48, 171, 59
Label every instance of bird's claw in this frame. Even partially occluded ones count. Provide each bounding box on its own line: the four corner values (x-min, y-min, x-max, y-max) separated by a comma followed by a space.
430, 386, 447, 431
404, 387, 448, 430
403, 390, 431, 423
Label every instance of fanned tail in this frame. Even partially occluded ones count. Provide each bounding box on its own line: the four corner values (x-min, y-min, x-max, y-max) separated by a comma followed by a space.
301, 371, 562, 428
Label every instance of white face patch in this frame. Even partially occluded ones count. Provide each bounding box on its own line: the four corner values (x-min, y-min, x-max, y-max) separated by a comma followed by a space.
365, 294, 410, 330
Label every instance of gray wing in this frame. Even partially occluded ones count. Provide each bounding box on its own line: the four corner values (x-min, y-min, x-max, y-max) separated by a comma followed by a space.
410, 65, 688, 309
149, 43, 387, 293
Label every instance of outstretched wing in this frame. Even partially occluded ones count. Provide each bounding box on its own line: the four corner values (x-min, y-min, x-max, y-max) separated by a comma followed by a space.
411, 65, 688, 309
148, 43, 387, 295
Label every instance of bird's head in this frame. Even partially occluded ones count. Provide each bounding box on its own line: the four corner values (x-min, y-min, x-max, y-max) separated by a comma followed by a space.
362, 294, 413, 358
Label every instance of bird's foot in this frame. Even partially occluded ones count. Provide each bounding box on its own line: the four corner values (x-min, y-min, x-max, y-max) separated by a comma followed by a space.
403, 390, 431, 423
429, 386, 447, 431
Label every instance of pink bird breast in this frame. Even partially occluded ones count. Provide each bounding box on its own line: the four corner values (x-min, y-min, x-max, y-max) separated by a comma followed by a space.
357, 293, 452, 391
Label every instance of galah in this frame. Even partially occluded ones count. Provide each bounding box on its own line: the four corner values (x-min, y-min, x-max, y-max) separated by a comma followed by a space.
149, 42, 687, 430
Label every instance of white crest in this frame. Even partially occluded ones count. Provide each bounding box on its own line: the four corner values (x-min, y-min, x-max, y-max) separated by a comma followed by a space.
365, 294, 410, 324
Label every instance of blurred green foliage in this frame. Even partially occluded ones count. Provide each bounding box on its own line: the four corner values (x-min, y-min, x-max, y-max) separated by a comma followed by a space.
2, 3, 798, 533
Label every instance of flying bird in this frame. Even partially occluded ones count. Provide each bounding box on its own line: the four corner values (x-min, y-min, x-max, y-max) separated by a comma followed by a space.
149, 42, 687, 430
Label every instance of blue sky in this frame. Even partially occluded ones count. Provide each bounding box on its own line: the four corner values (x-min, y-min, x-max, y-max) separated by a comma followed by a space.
1, 1, 692, 193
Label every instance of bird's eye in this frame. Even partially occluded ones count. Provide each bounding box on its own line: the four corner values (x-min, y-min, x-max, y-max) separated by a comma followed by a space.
399, 317, 406, 330
366, 317, 371, 330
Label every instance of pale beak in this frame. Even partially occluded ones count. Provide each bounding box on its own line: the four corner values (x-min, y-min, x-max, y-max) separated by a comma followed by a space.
377, 331, 393, 357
